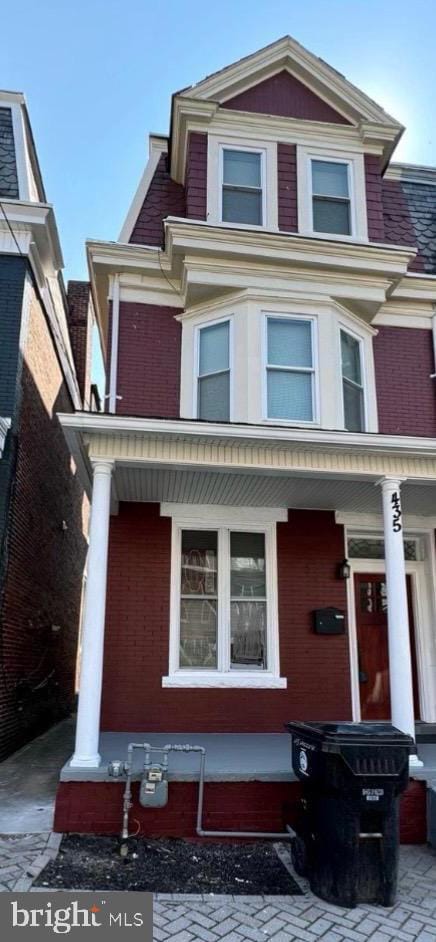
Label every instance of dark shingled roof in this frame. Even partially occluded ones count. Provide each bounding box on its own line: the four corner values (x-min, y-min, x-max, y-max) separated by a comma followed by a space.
382, 177, 436, 274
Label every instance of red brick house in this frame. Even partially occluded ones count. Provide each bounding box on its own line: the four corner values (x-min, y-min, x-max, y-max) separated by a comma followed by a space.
0, 92, 95, 759
56, 37, 436, 839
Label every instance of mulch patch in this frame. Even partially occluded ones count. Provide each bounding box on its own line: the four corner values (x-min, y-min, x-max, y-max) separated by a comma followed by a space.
36, 835, 303, 895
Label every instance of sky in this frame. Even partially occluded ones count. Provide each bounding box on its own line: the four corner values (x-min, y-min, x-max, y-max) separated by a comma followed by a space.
2, 0, 436, 386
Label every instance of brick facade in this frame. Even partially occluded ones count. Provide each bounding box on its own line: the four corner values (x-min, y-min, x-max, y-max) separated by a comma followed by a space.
374, 326, 436, 437
100, 504, 351, 732
0, 276, 88, 759
115, 302, 182, 418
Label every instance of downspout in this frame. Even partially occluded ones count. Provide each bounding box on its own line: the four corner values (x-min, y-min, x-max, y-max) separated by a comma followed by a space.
108, 274, 120, 414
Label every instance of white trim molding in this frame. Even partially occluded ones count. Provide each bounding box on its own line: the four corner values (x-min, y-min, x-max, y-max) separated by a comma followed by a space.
297, 145, 368, 242
0, 417, 11, 457
161, 503, 286, 688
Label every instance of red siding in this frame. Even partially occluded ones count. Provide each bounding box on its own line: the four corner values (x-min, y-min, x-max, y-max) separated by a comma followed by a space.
130, 154, 185, 246
222, 70, 351, 124
185, 132, 207, 220
100, 505, 351, 733
382, 179, 425, 272
374, 326, 436, 437
364, 155, 385, 242
278, 143, 297, 232
116, 302, 182, 418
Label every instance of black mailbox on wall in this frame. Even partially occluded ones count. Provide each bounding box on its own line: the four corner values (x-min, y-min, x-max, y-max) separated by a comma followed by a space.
313, 607, 346, 635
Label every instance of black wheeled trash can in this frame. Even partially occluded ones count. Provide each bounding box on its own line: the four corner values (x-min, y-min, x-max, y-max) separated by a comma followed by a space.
285, 722, 414, 908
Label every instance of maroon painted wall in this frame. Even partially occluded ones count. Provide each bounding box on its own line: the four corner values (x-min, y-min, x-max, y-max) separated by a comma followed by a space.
185, 132, 207, 220
278, 143, 298, 232
374, 326, 436, 436
115, 302, 182, 418
130, 153, 186, 246
222, 70, 351, 124
100, 505, 351, 733
365, 155, 385, 242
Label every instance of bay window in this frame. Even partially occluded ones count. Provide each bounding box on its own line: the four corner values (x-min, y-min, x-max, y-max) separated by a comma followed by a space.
266, 316, 316, 423
340, 329, 365, 431
197, 320, 230, 421
163, 506, 286, 687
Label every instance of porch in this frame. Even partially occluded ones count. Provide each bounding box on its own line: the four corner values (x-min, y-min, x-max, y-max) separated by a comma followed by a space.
59, 412, 436, 825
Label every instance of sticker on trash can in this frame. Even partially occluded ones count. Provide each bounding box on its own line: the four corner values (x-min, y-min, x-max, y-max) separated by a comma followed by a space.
299, 748, 309, 775
362, 788, 384, 801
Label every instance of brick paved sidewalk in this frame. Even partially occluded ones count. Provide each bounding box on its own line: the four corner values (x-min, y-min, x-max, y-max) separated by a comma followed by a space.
0, 833, 62, 891
153, 845, 436, 942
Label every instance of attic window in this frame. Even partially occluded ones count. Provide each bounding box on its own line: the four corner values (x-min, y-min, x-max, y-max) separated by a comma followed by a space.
311, 159, 351, 235
221, 148, 263, 226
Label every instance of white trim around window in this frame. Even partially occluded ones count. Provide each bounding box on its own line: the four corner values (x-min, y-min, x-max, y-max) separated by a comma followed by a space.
194, 315, 234, 421
207, 135, 278, 230
161, 504, 287, 688
297, 145, 368, 242
262, 312, 320, 426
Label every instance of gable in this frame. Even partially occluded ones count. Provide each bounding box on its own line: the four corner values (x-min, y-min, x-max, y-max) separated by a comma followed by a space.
222, 70, 351, 125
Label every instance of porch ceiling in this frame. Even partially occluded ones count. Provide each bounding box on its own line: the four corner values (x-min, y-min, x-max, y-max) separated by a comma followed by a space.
113, 464, 436, 516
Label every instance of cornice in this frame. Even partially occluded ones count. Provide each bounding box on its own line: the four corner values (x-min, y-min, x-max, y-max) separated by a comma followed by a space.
0, 199, 63, 270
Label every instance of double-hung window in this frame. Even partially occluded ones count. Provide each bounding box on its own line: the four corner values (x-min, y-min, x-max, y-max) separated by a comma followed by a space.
266, 316, 316, 423
221, 148, 263, 226
163, 508, 286, 687
340, 329, 365, 431
311, 159, 351, 236
197, 320, 230, 421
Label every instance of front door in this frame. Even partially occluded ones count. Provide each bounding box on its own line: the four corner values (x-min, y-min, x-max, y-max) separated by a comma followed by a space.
355, 573, 420, 721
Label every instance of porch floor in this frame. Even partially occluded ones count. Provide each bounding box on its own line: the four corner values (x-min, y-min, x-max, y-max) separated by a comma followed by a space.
60, 731, 436, 784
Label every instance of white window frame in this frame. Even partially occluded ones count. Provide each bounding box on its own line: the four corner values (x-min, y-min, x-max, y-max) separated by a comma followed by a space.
262, 312, 320, 427
161, 504, 287, 688
194, 315, 234, 421
207, 135, 278, 230
297, 145, 368, 242
339, 324, 367, 433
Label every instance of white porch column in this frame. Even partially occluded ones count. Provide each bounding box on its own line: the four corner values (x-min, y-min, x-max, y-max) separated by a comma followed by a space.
70, 460, 114, 767
378, 476, 422, 765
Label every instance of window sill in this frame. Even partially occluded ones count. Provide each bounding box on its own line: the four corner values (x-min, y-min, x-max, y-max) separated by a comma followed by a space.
162, 673, 287, 689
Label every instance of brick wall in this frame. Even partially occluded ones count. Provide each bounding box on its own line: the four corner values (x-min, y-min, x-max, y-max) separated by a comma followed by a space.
0, 256, 26, 556
116, 302, 182, 417
100, 505, 351, 732
374, 326, 436, 436
0, 280, 88, 759
130, 153, 186, 246
222, 70, 351, 124
277, 143, 298, 232
66, 281, 93, 407
185, 133, 207, 220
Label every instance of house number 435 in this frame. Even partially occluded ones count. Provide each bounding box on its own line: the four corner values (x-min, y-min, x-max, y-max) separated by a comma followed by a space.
391, 492, 402, 532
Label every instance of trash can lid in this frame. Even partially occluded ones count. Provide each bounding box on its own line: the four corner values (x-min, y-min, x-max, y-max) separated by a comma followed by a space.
285, 721, 414, 746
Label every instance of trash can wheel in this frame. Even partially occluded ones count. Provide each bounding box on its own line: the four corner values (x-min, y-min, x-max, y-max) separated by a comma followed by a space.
291, 834, 308, 877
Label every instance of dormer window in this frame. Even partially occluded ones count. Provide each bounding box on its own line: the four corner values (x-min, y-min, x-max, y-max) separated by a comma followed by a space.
221, 148, 263, 226
311, 160, 351, 236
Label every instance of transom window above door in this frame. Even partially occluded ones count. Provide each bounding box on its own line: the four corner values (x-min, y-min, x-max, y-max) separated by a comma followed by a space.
162, 506, 286, 688
221, 148, 263, 226
266, 316, 316, 423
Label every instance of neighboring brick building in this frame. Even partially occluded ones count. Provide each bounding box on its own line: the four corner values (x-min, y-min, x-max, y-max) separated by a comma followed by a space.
56, 37, 436, 842
0, 91, 94, 759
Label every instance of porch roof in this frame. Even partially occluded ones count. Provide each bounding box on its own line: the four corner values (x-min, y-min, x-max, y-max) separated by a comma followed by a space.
59, 412, 436, 516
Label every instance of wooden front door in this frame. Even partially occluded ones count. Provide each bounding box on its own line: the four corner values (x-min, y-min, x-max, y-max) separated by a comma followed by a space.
355, 573, 420, 721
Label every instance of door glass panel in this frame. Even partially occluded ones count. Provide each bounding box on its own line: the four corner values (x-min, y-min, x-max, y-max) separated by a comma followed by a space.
359, 579, 387, 614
